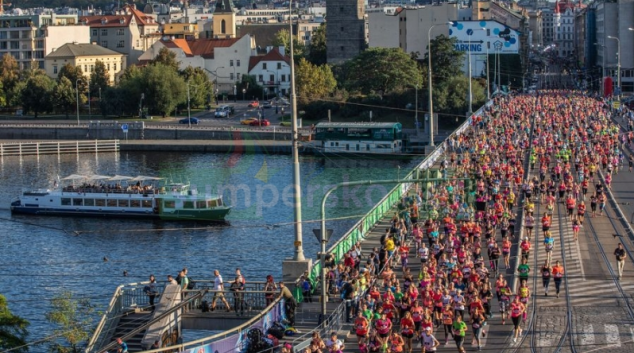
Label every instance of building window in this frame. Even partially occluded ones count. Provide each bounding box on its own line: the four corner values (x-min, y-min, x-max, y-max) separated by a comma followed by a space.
221, 19, 226, 34
107, 63, 110, 71
341, 26, 344, 32
92, 29, 97, 36
281, 74, 286, 82
340, 7, 343, 12
90, 65, 94, 72
53, 65, 57, 74
237, 73, 240, 80
258, 74, 263, 82
263, 63, 267, 69
341, 46, 344, 51
230, 73, 234, 80
101, 40, 108, 47
101, 29, 108, 35
114, 63, 117, 71
84, 65, 87, 72
277, 63, 281, 69
230, 59, 233, 66
237, 60, 240, 67
117, 29, 124, 35
184, 26, 189, 31
269, 74, 274, 82
117, 40, 124, 48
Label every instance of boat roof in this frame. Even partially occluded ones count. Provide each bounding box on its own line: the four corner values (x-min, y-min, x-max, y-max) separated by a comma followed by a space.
316, 122, 401, 129
60, 174, 164, 182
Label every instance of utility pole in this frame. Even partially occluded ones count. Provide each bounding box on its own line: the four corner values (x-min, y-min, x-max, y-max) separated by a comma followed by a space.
187, 82, 191, 128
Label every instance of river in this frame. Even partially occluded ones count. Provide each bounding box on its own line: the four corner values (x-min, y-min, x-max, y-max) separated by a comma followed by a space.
0, 150, 420, 346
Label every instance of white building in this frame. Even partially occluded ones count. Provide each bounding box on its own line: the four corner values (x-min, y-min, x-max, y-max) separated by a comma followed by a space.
554, 0, 577, 58
248, 46, 291, 97
0, 13, 89, 69
137, 35, 256, 94
540, 7, 554, 46
368, 3, 459, 60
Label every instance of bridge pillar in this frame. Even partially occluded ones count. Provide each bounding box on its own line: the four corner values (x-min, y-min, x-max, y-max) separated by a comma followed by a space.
282, 259, 312, 284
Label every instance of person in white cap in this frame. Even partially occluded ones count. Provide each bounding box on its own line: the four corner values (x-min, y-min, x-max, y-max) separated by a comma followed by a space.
420, 326, 439, 352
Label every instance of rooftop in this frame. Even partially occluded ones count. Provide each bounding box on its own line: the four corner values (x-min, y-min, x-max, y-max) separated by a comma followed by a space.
46, 43, 124, 58
161, 37, 242, 59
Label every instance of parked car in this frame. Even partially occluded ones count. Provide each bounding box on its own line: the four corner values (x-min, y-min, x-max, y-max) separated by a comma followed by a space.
248, 101, 259, 108
179, 117, 199, 124
240, 117, 258, 125
262, 103, 272, 109
214, 105, 233, 118
279, 121, 291, 127
250, 119, 270, 127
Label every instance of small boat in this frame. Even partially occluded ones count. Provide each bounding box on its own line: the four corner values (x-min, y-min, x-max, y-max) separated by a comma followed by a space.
10, 174, 231, 222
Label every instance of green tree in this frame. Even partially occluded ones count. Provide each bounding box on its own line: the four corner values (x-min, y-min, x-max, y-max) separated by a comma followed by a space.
143, 64, 187, 116
0, 294, 29, 353
422, 35, 465, 84
180, 66, 212, 108
150, 47, 180, 71
21, 74, 54, 118
53, 77, 78, 118
1, 54, 20, 106
46, 292, 94, 353
306, 23, 326, 65
89, 60, 109, 99
57, 64, 87, 105
295, 58, 337, 106
272, 29, 305, 59
433, 76, 486, 115
344, 47, 422, 95
237, 74, 263, 102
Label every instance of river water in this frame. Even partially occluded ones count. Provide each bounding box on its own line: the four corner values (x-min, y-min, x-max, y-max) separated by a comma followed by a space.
0, 150, 419, 345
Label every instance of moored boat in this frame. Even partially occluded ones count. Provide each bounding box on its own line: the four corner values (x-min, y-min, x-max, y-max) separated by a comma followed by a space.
10, 174, 231, 222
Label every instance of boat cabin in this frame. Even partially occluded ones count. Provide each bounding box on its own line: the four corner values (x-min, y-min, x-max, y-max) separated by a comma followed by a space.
315, 122, 404, 154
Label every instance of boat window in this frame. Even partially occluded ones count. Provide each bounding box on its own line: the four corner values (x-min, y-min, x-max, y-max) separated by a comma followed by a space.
142, 200, 153, 208
73, 198, 83, 206
118, 199, 129, 207
107, 199, 117, 207
95, 199, 106, 207
218, 199, 223, 206
164, 200, 175, 208
61, 198, 71, 206
196, 201, 206, 209
207, 200, 217, 207
85, 199, 95, 206
183, 201, 194, 209
130, 200, 141, 207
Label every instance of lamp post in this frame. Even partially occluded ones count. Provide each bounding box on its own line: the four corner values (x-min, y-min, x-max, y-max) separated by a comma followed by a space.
466, 30, 473, 114
607, 35, 621, 100
75, 78, 83, 126
414, 84, 419, 136
480, 27, 490, 101
289, 0, 305, 262
242, 88, 246, 101
186, 81, 192, 128
427, 21, 453, 147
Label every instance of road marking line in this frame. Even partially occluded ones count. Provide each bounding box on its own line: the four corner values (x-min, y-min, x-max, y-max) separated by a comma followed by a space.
604, 324, 621, 347
580, 324, 595, 348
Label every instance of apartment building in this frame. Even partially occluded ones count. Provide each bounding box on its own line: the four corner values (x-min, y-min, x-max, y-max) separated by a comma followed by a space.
81, 5, 160, 66
0, 13, 89, 69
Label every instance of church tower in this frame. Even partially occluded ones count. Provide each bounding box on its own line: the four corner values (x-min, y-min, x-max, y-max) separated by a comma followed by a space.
326, 0, 365, 64
212, 0, 236, 38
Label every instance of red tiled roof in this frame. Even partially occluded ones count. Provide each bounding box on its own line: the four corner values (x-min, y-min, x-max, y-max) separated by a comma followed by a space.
125, 4, 156, 26
159, 37, 242, 59
248, 47, 290, 71
81, 15, 132, 28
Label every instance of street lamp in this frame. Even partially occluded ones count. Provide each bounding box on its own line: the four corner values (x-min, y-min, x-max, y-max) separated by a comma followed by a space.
75, 78, 84, 126
427, 21, 453, 147
480, 27, 490, 101
607, 35, 621, 99
233, 84, 237, 103
242, 88, 246, 101
289, 0, 305, 262
466, 30, 473, 114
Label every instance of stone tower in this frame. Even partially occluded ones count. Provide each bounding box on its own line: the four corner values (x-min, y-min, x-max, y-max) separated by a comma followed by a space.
212, 0, 236, 38
326, 0, 365, 64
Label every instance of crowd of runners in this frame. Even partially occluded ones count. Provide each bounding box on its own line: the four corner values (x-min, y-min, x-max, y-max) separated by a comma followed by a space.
306, 90, 626, 353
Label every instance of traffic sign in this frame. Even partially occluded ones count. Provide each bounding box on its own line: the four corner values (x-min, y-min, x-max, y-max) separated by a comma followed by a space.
612, 101, 620, 109
121, 123, 129, 132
